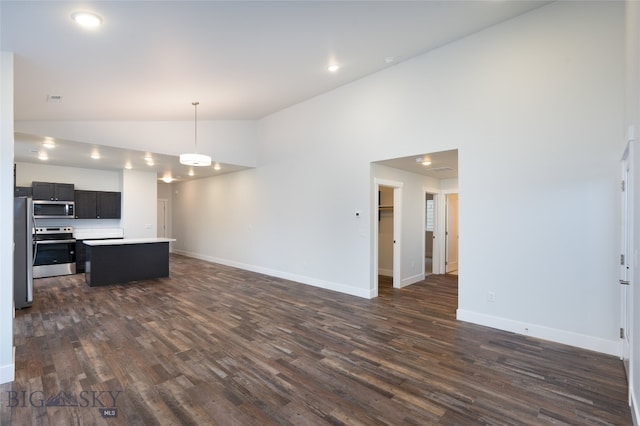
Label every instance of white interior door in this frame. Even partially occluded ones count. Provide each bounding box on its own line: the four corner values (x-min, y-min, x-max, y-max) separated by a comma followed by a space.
446, 193, 459, 273
621, 143, 633, 373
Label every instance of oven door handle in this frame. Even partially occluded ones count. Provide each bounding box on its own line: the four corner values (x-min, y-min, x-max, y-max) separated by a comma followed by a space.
35, 239, 76, 245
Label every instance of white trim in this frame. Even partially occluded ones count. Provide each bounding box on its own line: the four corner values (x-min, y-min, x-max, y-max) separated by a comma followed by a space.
157, 198, 168, 238
1, 51, 15, 386
400, 273, 424, 288
445, 192, 459, 274
173, 249, 374, 299
378, 268, 393, 277
457, 309, 620, 356
422, 186, 440, 276
628, 124, 637, 142
629, 388, 640, 425
631, 388, 639, 426
622, 140, 635, 417
392, 185, 403, 289
375, 178, 405, 188
0, 362, 15, 385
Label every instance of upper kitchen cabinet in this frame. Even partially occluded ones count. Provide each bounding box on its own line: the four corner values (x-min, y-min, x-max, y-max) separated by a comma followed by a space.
32, 181, 75, 201
97, 191, 121, 219
74, 190, 97, 218
75, 190, 121, 219
14, 186, 32, 197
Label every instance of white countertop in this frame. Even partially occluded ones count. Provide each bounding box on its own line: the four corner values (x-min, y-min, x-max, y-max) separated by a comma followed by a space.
83, 237, 176, 246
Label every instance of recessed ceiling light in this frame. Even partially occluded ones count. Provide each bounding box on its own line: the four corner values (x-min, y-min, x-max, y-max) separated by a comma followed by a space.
213, 162, 221, 171
91, 151, 100, 160
162, 176, 173, 183
124, 163, 132, 170
38, 151, 48, 161
42, 138, 56, 149
188, 169, 195, 177
71, 11, 102, 28
327, 64, 340, 73
416, 157, 432, 166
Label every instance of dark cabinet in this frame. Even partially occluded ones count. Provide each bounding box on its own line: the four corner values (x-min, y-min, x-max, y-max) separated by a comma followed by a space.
32, 181, 75, 201
74, 190, 97, 218
97, 191, 121, 219
14, 186, 32, 197
74, 190, 121, 219
76, 240, 87, 273
76, 237, 123, 272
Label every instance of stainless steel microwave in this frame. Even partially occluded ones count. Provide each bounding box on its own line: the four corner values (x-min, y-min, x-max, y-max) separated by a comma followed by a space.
33, 200, 75, 218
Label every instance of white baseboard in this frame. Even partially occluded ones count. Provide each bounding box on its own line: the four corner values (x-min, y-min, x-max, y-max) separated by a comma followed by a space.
400, 273, 424, 288
379, 270, 424, 288
631, 386, 639, 426
173, 249, 374, 299
378, 268, 392, 277
457, 309, 620, 356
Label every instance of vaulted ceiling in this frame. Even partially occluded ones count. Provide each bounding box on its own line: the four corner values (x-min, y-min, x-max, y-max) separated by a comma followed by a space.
2, 1, 549, 179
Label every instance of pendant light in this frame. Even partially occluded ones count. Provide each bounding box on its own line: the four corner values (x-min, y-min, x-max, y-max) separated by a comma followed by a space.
180, 101, 212, 167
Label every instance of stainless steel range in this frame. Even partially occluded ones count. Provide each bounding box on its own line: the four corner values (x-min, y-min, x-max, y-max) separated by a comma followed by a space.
33, 226, 76, 278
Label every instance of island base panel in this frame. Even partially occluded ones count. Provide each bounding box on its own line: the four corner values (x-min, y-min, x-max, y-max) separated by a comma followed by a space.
85, 242, 169, 286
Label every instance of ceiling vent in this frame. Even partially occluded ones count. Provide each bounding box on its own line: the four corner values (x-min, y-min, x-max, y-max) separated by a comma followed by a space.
46, 95, 63, 103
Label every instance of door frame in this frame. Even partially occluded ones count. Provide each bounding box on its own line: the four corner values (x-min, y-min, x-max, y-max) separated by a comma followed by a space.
373, 178, 403, 296
422, 187, 442, 275
157, 198, 168, 238
621, 141, 633, 375
445, 192, 459, 273
437, 190, 458, 274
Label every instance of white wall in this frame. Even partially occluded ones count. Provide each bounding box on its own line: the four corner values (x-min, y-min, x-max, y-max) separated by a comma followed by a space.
451, 1, 623, 355
122, 169, 157, 238
0, 51, 15, 384
171, 1, 624, 354
16, 162, 121, 191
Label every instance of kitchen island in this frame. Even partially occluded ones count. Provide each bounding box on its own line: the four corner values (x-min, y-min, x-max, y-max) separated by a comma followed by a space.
84, 237, 176, 286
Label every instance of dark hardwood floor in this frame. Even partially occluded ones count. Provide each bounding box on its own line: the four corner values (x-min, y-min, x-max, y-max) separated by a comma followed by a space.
0, 255, 632, 425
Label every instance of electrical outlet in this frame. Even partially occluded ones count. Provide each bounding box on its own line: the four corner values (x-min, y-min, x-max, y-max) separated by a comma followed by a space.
488, 292, 496, 302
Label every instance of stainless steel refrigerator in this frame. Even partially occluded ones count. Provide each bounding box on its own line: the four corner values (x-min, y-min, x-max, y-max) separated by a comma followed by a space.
14, 196, 33, 309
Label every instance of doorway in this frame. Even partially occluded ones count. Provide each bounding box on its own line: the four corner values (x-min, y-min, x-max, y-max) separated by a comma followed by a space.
446, 193, 459, 275
425, 192, 436, 276
157, 199, 168, 238
378, 186, 395, 279
374, 178, 403, 295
